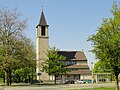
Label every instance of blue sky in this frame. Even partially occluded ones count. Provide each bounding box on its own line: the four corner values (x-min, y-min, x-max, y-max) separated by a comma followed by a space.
0, 0, 116, 67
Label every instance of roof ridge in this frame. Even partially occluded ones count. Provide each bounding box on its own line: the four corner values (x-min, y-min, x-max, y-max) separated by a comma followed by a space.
58, 50, 82, 52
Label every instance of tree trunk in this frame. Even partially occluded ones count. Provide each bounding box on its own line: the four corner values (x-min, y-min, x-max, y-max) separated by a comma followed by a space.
5, 70, 10, 86
18, 75, 20, 83
31, 68, 33, 82
3, 72, 5, 83
115, 74, 119, 90
28, 75, 30, 83
9, 70, 12, 85
4, 68, 12, 86
54, 75, 56, 84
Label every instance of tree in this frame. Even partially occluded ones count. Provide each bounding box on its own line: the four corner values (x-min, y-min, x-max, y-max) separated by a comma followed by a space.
88, 1, 120, 90
12, 37, 36, 83
0, 8, 35, 85
43, 47, 68, 84
12, 66, 36, 83
93, 60, 110, 73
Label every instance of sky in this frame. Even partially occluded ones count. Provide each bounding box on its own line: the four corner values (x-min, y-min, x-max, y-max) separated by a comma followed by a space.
0, 0, 116, 67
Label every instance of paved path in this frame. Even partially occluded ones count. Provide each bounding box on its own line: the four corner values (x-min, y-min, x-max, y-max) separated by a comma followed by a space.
0, 83, 116, 90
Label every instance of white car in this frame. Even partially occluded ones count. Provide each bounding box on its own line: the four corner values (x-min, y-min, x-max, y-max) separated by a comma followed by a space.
76, 80, 86, 84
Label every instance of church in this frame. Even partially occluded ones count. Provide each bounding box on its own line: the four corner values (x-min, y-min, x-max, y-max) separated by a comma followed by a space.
36, 11, 91, 81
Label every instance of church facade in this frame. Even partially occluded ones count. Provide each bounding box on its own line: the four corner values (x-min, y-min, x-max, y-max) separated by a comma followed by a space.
57, 51, 91, 80
36, 11, 91, 81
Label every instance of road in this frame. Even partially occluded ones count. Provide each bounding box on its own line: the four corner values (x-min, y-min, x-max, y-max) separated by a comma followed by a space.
0, 83, 116, 90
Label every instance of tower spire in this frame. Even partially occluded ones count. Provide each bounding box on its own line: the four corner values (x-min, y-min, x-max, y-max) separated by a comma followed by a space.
36, 10, 48, 28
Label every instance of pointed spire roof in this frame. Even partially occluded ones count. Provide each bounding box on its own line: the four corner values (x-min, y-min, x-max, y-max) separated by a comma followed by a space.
36, 11, 48, 28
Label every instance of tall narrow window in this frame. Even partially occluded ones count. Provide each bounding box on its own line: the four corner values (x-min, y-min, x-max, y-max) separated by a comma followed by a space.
41, 26, 46, 36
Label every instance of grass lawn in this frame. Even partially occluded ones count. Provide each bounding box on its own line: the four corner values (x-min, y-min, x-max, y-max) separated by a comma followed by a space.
70, 87, 115, 90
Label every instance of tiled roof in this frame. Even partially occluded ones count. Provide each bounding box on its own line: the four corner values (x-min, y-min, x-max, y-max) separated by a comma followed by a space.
57, 51, 87, 60
67, 70, 92, 75
65, 65, 89, 69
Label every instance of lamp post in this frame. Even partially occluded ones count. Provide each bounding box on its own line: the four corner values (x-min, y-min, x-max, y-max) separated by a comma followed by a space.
91, 62, 94, 83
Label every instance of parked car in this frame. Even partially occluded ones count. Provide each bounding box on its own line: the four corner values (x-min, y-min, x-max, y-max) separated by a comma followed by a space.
69, 80, 75, 84
30, 80, 43, 84
87, 79, 92, 83
62, 80, 75, 84
99, 78, 106, 82
76, 80, 86, 84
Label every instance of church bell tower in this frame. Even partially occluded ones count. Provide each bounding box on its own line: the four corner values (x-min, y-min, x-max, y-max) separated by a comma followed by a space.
36, 11, 49, 80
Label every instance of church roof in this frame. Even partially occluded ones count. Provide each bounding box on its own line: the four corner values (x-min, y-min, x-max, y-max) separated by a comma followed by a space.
67, 70, 91, 75
36, 11, 48, 27
65, 64, 89, 69
57, 51, 87, 60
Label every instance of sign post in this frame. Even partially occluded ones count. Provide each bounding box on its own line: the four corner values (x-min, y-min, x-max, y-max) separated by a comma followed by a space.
37, 72, 42, 81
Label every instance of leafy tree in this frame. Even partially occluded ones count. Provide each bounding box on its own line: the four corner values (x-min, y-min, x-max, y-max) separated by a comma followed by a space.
0, 8, 35, 85
14, 37, 36, 83
88, 2, 120, 90
13, 36, 36, 68
12, 67, 36, 83
93, 60, 110, 73
93, 60, 114, 81
43, 47, 68, 84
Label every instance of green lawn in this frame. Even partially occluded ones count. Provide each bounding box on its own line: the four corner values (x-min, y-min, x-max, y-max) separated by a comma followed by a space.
70, 87, 115, 90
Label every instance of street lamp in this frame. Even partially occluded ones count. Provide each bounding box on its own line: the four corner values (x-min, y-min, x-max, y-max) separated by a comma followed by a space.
91, 62, 94, 83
